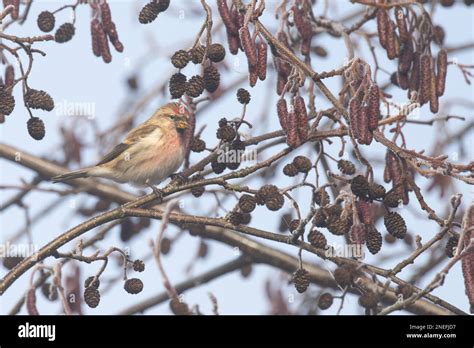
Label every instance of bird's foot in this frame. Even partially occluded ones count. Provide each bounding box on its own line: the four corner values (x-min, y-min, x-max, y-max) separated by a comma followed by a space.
147, 184, 163, 200
169, 173, 188, 187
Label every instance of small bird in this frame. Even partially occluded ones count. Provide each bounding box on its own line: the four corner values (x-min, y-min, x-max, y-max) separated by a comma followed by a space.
52, 102, 191, 187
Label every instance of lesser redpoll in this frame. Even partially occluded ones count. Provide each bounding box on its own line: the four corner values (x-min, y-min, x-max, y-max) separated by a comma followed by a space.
52, 102, 191, 187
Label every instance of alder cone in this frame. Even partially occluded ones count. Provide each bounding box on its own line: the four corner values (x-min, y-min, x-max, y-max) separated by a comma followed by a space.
37, 11, 55, 32
366, 225, 382, 255
55, 23, 75, 43
203, 65, 220, 93
138, 2, 160, 24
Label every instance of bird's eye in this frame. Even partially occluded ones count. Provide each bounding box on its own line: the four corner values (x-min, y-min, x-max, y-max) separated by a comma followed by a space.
168, 115, 176, 120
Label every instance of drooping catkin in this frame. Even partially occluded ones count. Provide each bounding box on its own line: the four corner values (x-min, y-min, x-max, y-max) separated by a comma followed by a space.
386, 20, 400, 60
358, 106, 372, 145
409, 52, 420, 93
217, 0, 238, 35
277, 98, 289, 133
239, 26, 257, 67
286, 111, 300, 148
398, 40, 414, 74
294, 96, 309, 142
91, 19, 102, 57
349, 97, 361, 141
436, 49, 448, 97
419, 54, 432, 105
376, 9, 389, 49
394, 6, 409, 43
257, 41, 268, 81
367, 84, 380, 131
461, 205, 474, 313
429, 67, 439, 113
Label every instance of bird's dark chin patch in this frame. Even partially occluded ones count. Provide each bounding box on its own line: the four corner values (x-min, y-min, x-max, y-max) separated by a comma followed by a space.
176, 127, 186, 134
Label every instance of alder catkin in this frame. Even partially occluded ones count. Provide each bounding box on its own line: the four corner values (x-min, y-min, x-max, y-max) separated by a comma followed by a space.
257, 41, 268, 81
394, 6, 409, 43
239, 26, 258, 67
376, 9, 389, 49
358, 106, 372, 145
91, 19, 102, 57
286, 111, 300, 148
436, 49, 448, 97
386, 20, 400, 60
349, 97, 361, 142
293, 96, 309, 142
419, 54, 432, 105
429, 68, 439, 113
367, 84, 380, 131
217, 0, 238, 35
461, 205, 474, 313
277, 98, 289, 133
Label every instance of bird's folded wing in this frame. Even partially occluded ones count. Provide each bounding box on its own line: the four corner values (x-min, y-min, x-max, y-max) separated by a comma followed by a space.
96, 143, 130, 166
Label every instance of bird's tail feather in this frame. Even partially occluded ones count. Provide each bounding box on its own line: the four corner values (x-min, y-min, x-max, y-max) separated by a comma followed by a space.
51, 169, 89, 183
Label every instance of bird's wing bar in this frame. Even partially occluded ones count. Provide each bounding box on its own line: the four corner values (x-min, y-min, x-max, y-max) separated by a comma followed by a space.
96, 143, 130, 166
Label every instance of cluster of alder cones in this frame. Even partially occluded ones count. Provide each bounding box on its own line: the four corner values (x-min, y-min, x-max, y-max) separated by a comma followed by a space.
83, 260, 145, 309
0, 64, 55, 140
168, 43, 225, 99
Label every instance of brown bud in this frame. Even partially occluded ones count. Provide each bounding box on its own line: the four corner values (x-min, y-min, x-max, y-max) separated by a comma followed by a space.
436, 49, 447, 97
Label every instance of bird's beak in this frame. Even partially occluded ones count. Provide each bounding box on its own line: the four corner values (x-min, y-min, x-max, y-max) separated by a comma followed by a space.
175, 116, 189, 131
